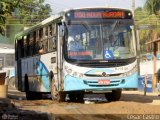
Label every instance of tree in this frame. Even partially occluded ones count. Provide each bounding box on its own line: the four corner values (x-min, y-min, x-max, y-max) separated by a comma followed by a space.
0, 0, 52, 35
134, 7, 148, 22
16, 0, 52, 26
144, 0, 160, 15
135, 0, 160, 54
0, 14, 5, 34
0, 1, 11, 35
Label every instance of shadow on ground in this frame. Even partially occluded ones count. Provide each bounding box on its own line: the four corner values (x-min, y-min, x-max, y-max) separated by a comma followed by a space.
7, 89, 160, 104
0, 97, 123, 120
120, 92, 160, 103
0, 98, 48, 120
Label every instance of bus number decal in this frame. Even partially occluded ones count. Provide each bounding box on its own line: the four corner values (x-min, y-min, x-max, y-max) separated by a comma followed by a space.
115, 67, 128, 71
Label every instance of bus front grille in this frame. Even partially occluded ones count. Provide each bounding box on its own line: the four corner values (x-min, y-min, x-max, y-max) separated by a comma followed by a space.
84, 73, 122, 77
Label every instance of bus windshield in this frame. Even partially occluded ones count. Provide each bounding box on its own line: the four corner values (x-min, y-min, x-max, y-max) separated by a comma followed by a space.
65, 20, 136, 61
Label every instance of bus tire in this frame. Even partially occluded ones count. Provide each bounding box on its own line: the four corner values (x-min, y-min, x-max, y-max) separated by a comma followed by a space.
68, 92, 84, 103
24, 74, 29, 92
50, 75, 66, 102
77, 92, 84, 103
25, 74, 42, 100
105, 89, 122, 102
57, 91, 66, 102
26, 92, 42, 100
68, 93, 76, 102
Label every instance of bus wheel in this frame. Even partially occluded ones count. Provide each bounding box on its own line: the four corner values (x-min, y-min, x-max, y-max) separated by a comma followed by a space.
50, 78, 66, 102
25, 74, 42, 100
68, 93, 76, 102
26, 92, 33, 100
68, 92, 84, 102
26, 92, 42, 100
105, 89, 122, 102
57, 92, 66, 102
77, 92, 84, 103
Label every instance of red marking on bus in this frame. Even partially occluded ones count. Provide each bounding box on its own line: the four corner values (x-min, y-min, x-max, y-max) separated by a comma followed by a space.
74, 12, 86, 18
102, 12, 124, 18
74, 11, 125, 18
69, 51, 92, 56
86, 12, 101, 18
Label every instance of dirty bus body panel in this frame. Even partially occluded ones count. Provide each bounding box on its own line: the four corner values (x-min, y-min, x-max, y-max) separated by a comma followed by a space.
15, 16, 62, 100
15, 8, 138, 101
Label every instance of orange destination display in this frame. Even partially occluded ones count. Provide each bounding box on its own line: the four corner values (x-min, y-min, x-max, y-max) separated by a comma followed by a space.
74, 11, 125, 18
66, 9, 132, 20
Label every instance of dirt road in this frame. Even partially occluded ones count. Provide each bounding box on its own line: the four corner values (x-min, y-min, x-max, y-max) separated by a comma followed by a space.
1, 89, 160, 120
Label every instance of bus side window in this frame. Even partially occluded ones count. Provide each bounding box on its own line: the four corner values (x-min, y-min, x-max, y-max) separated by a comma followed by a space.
15, 39, 17, 60
43, 27, 48, 53
21, 37, 24, 58
39, 41, 44, 54
33, 31, 36, 55
26, 34, 30, 56
39, 27, 49, 54
23, 36, 27, 57
38, 28, 46, 54
17, 39, 23, 59
35, 30, 40, 54
29, 33, 33, 56
48, 24, 57, 52
38, 28, 43, 54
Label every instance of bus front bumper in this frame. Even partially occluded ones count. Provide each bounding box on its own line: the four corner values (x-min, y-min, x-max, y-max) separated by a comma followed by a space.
64, 72, 138, 92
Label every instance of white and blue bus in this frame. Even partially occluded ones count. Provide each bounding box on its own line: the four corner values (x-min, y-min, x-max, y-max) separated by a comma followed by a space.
15, 7, 138, 101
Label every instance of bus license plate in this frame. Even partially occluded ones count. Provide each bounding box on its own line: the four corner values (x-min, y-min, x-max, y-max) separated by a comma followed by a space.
98, 80, 110, 85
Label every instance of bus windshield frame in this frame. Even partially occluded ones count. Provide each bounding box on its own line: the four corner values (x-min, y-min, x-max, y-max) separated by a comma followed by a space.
64, 19, 136, 65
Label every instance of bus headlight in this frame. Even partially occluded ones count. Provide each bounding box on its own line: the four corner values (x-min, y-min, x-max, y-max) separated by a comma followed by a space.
64, 65, 84, 78
66, 68, 72, 74
65, 65, 72, 74
73, 72, 78, 77
79, 73, 84, 78
121, 65, 137, 77
72, 71, 84, 78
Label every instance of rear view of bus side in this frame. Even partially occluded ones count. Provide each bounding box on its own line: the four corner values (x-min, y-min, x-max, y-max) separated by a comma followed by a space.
15, 8, 138, 102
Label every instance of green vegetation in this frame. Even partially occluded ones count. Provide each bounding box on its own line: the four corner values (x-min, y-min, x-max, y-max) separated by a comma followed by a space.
0, 0, 51, 44
135, 0, 160, 54
0, 0, 159, 49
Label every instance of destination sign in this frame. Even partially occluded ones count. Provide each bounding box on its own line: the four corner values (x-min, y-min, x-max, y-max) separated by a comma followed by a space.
66, 9, 133, 20
74, 11, 125, 19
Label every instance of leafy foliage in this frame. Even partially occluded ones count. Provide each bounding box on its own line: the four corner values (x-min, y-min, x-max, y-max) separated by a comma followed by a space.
0, 1, 11, 35
135, 0, 160, 54
0, 0, 52, 35
17, 0, 52, 26
144, 0, 160, 15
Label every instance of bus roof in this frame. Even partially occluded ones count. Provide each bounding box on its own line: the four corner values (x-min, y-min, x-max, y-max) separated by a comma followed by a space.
63, 7, 132, 12
15, 15, 62, 40
15, 7, 132, 41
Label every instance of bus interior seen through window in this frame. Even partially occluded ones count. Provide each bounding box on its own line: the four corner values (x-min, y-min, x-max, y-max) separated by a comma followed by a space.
65, 20, 135, 61
16, 24, 57, 59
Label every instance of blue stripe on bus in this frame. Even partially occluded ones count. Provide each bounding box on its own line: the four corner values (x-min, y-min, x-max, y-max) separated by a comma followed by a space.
64, 72, 138, 91
36, 61, 50, 91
